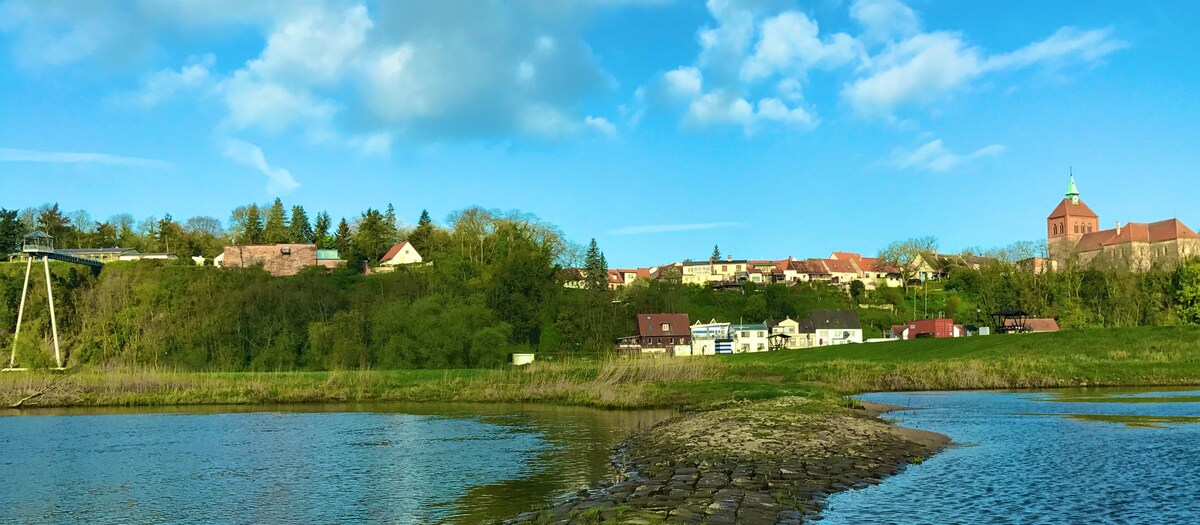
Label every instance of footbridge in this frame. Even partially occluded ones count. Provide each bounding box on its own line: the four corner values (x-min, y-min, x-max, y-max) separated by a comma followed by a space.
5, 232, 104, 371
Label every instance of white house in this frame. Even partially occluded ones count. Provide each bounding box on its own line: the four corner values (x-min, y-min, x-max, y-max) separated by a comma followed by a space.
689, 320, 731, 355
380, 241, 423, 266
730, 323, 769, 353
810, 310, 863, 346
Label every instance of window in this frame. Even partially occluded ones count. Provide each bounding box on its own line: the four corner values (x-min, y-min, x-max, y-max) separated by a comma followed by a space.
740, 331, 749, 337
1074, 224, 1079, 234
661, 323, 670, 332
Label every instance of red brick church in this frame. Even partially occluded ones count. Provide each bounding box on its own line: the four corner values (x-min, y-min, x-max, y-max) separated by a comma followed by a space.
1048, 176, 1200, 270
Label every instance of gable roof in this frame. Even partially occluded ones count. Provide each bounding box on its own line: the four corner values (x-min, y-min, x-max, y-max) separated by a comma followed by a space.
821, 258, 858, 274
381, 241, 416, 263
809, 310, 861, 330
636, 313, 692, 337
830, 252, 863, 261
1047, 198, 1098, 219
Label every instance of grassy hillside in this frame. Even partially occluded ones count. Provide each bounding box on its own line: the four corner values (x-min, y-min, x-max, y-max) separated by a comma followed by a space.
4, 326, 1200, 409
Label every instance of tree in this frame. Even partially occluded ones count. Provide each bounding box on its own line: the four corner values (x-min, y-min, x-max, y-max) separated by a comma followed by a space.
384, 203, 399, 244
410, 209, 434, 253
878, 236, 939, 292
353, 208, 391, 262
262, 198, 289, 243
1175, 258, 1200, 324
37, 204, 69, 241
313, 212, 332, 249
334, 218, 352, 255
231, 205, 264, 245
849, 280, 866, 304
289, 205, 314, 243
185, 216, 224, 237
712, 244, 721, 260
0, 208, 22, 254
583, 238, 608, 291
158, 214, 184, 253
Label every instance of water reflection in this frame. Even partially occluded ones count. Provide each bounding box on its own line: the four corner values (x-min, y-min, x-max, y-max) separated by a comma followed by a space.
0, 402, 673, 524
822, 389, 1200, 525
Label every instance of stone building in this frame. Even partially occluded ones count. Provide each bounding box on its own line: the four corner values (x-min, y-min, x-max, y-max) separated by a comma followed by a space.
1048, 176, 1200, 270
221, 244, 322, 276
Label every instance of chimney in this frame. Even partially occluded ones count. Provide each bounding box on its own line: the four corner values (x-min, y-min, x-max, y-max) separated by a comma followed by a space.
727, 255, 733, 262
1116, 221, 1122, 236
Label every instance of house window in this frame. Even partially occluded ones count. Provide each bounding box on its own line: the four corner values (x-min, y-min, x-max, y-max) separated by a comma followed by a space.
661, 323, 670, 332
741, 331, 749, 337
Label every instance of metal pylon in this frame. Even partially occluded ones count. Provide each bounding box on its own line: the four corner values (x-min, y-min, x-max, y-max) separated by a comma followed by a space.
7, 255, 62, 369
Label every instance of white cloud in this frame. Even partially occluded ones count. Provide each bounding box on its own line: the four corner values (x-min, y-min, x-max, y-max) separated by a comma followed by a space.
845, 25, 1128, 117
683, 90, 814, 134
222, 139, 300, 195
984, 26, 1128, 71
740, 11, 861, 82
850, 0, 920, 44
887, 139, 1005, 172
0, 147, 171, 168
663, 66, 703, 99
844, 32, 983, 117
116, 54, 215, 108
585, 116, 618, 137
609, 221, 742, 235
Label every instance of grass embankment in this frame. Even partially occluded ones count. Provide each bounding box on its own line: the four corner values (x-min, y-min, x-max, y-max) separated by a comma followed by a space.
3, 326, 1200, 410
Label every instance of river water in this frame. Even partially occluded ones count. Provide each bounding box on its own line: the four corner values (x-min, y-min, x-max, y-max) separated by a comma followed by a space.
0, 403, 672, 524
823, 389, 1200, 525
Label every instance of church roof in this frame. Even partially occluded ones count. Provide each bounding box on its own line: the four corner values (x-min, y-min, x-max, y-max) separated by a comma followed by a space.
1073, 218, 1200, 252
1047, 198, 1098, 219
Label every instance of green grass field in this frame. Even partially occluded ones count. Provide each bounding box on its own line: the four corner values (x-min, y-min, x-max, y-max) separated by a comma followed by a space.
3, 326, 1200, 410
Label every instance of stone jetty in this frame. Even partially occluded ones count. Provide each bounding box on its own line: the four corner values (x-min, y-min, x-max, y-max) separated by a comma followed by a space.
508, 397, 947, 524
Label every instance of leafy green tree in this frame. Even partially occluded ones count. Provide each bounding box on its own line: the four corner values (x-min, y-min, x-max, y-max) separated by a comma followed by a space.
289, 205, 314, 243
1175, 259, 1200, 324
262, 198, 289, 243
313, 212, 332, 249
849, 280, 866, 304
37, 204, 69, 241
354, 208, 392, 262
0, 208, 23, 254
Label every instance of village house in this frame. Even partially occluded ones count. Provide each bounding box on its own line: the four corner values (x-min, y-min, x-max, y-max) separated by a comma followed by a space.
1002, 317, 1061, 333
625, 313, 692, 356
380, 241, 423, 266
689, 320, 732, 355
810, 310, 863, 346
765, 317, 814, 349
556, 268, 587, 289
729, 323, 769, 353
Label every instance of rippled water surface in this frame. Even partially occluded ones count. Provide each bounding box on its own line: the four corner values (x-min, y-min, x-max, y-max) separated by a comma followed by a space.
0, 403, 671, 524
823, 389, 1200, 525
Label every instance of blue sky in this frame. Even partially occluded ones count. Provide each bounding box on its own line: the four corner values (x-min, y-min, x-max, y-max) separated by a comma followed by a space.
2, 0, 1198, 267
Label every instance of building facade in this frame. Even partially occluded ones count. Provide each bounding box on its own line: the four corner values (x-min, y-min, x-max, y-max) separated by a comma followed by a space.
1048, 176, 1200, 270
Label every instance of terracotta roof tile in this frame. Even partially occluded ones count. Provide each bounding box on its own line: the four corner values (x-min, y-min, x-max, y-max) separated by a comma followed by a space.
1047, 198, 1098, 219
381, 241, 411, 262
637, 313, 692, 337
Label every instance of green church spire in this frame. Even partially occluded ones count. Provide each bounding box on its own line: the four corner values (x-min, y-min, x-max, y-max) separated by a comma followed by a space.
1066, 169, 1079, 204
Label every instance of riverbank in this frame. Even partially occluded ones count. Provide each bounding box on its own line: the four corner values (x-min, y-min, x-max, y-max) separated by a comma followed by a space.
5, 326, 1199, 411
507, 397, 947, 524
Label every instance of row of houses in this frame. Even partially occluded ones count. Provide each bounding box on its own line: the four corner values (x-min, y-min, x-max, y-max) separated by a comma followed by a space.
564, 251, 999, 292
617, 310, 864, 357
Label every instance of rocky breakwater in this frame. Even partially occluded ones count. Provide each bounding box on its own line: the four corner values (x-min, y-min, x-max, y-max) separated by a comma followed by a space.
508, 397, 948, 524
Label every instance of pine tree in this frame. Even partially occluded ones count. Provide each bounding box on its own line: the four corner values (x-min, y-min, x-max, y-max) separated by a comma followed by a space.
712, 244, 721, 260
289, 205, 314, 243
244, 204, 264, 244
313, 212, 332, 249
411, 209, 434, 253
262, 198, 289, 243
354, 208, 391, 262
334, 218, 352, 255
384, 203, 399, 243
584, 238, 608, 291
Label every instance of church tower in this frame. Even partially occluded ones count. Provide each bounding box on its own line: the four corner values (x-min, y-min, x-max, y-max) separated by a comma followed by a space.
1047, 174, 1099, 260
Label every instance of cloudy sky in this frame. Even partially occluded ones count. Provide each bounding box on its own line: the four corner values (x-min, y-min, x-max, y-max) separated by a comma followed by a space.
2, 0, 1197, 266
